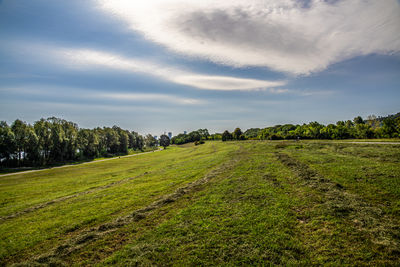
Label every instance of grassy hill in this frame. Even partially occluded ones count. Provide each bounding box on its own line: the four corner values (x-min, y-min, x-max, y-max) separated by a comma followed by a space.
1, 141, 399, 265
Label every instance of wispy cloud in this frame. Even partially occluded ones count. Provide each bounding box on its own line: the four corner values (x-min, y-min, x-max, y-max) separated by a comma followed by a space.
0, 86, 204, 106
97, 0, 400, 75
97, 92, 203, 105
58, 48, 286, 90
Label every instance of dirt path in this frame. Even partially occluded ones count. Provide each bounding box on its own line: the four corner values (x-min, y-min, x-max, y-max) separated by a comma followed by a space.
0, 149, 162, 178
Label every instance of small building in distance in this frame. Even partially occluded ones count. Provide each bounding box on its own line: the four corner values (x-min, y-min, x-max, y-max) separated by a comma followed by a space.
183, 131, 187, 135
168, 132, 172, 139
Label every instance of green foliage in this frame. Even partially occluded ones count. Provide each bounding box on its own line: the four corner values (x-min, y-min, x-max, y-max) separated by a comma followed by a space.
353, 116, 364, 125
171, 129, 210, 145
244, 128, 261, 139
221, 130, 233, 141
209, 133, 222, 140
254, 114, 399, 141
159, 134, 170, 149
0, 122, 15, 161
145, 134, 157, 148
233, 127, 243, 140
0, 117, 145, 168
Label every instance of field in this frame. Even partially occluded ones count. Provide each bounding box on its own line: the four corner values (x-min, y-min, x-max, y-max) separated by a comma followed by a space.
1, 141, 400, 265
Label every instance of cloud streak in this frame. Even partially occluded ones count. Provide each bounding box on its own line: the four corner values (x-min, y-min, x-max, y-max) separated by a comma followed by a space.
97, 92, 203, 105
58, 48, 285, 90
0, 86, 204, 106
97, 0, 400, 75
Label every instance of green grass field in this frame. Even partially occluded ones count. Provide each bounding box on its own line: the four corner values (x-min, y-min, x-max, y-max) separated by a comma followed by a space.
1, 141, 399, 265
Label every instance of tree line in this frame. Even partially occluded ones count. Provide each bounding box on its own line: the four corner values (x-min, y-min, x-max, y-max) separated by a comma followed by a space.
221, 114, 400, 141
2, 113, 399, 167
171, 129, 211, 145
0, 117, 156, 168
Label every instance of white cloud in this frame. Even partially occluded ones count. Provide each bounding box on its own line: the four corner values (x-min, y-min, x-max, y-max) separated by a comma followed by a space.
97, 0, 400, 75
97, 92, 203, 105
0, 86, 204, 106
58, 48, 285, 90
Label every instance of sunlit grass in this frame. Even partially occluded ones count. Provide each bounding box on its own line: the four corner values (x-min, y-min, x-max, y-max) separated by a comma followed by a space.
1, 141, 399, 265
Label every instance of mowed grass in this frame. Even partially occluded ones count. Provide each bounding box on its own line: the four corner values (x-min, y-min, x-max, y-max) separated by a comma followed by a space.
1, 141, 399, 265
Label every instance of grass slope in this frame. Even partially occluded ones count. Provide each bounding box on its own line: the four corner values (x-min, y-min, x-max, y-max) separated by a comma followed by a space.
0, 141, 399, 265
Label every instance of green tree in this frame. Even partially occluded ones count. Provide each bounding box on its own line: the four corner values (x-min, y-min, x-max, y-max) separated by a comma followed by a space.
145, 134, 157, 148
25, 126, 40, 164
159, 134, 170, 149
105, 127, 120, 154
381, 117, 398, 138
353, 116, 364, 125
233, 128, 243, 140
34, 119, 52, 164
0, 121, 16, 163
197, 129, 210, 140
112, 126, 129, 154
130, 131, 144, 151
47, 117, 66, 162
61, 120, 78, 161
77, 129, 100, 158
221, 130, 232, 141
244, 128, 261, 139
11, 119, 30, 164
188, 131, 201, 142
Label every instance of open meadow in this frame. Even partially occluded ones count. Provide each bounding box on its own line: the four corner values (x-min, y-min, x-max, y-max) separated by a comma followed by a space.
1, 141, 400, 265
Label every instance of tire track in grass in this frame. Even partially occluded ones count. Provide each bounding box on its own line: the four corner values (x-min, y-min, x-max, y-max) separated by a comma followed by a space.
0, 151, 218, 222
23, 155, 242, 266
276, 152, 400, 258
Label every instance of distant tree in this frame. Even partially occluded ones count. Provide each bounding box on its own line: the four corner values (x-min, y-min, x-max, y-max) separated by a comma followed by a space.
381, 117, 398, 138
61, 120, 78, 161
77, 129, 99, 158
11, 119, 30, 164
25, 127, 39, 164
145, 134, 157, 148
353, 116, 364, 125
244, 128, 261, 139
105, 127, 120, 153
233, 128, 243, 140
159, 134, 170, 149
210, 133, 222, 140
34, 119, 52, 164
336, 121, 345, 127
221, 130, 232, 141
0, 121, 16, 163
188, 131, 201, 142
119, 131, 129, 154
130, 131, 144, 151
136, 135, 144, 151
197, 129, 210, 140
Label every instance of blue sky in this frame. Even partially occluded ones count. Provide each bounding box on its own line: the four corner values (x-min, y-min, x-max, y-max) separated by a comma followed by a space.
0, 0, 399, 135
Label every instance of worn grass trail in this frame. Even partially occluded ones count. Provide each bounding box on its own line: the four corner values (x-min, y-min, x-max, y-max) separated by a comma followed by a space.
1, 141, 399, 265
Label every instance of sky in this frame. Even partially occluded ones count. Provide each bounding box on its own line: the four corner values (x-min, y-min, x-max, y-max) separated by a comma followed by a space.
0, 0, 399, 136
